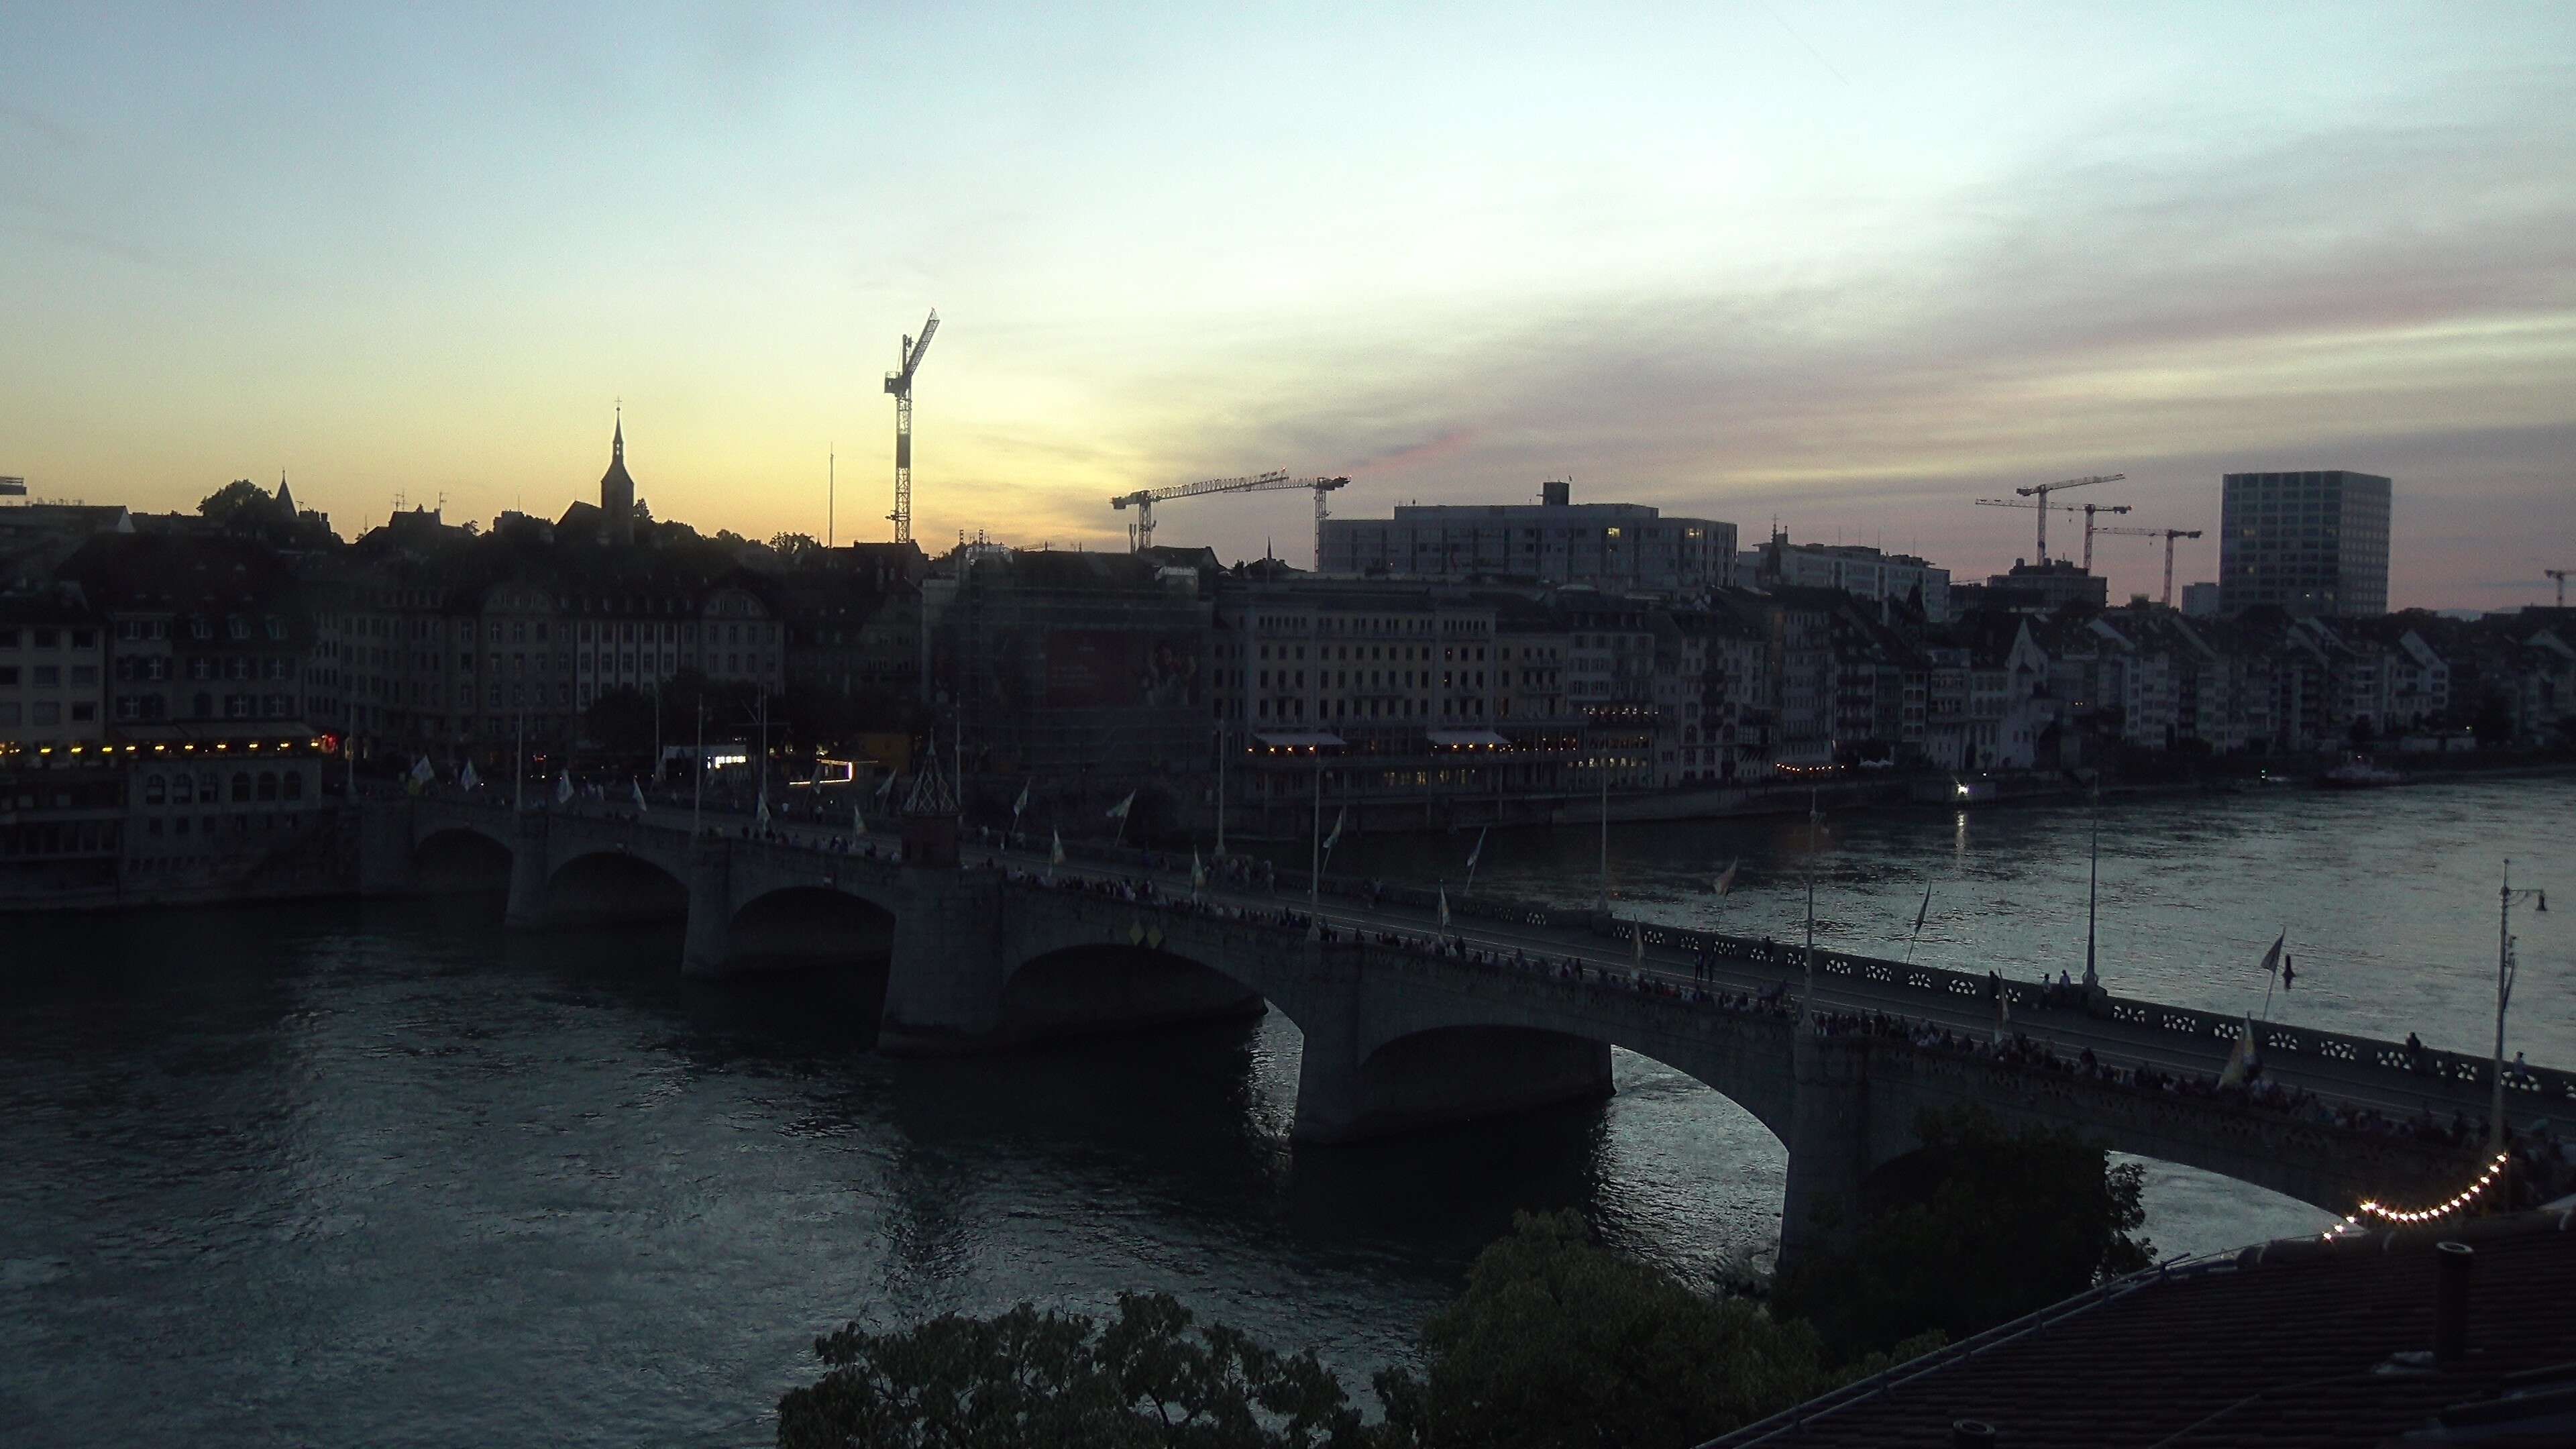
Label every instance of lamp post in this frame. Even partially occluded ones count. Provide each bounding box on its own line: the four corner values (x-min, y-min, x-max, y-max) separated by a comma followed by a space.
2493, 859, 2548, 1153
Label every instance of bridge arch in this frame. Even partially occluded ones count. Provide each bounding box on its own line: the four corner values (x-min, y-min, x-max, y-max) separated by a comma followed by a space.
411, 824, 515, 894
724, 883, 900, 971
996, 941, 1269, 1046
543, 848, 690, 927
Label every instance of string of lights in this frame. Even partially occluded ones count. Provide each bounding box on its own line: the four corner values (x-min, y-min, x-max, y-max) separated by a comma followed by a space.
2327, 1152, 2510, 1236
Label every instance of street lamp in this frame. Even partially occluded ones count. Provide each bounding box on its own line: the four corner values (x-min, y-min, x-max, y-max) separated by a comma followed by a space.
2493, 859, 2548, 1154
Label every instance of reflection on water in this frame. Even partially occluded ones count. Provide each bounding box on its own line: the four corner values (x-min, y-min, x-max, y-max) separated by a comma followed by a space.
2, 775, 2568, 1447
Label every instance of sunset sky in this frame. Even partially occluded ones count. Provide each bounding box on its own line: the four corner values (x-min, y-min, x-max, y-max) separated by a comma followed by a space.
4, 3, 2571, 609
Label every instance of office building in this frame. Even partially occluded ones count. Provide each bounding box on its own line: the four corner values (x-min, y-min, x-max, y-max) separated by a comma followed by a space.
1739, 533, 1951, 621
2218, 470, 2391, 618
1317, 481, 1736, 594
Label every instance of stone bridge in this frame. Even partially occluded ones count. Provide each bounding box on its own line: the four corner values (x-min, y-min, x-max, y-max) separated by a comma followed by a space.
362, 796, 2576, 1271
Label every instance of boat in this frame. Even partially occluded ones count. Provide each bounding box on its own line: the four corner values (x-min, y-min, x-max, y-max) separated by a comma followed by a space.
2318, 755, 2404, 789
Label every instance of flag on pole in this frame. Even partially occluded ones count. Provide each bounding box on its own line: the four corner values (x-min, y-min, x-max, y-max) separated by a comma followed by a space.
875, 769, 898, 804
410, 755, 435, 786
2257, 931, 2286, 979
756, 792, 771, 826
1106, 791, 1134, 820
1323, 806, 1345, 853
1437, 888, 1450, 927
1912, 883, 1933, 936
1013, 781, 1030, 819
1051, 829, 1065, 866
631, 780, 648, 814
1713, 859, 1739, 896
1191, 849, 1207, 892
1634, 920, 1646, 965
460, 761, 481, 792
1465, 826, 1486, 872
555, 771, 573, 805
2218, 1016, 2258, 1088
852, 802, 866, 837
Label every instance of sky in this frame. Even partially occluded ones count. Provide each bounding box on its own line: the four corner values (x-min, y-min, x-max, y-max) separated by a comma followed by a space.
3, 3, 2571, 610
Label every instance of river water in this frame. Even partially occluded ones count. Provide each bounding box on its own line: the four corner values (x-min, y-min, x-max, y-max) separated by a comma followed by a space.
4, 775, 2569, 1447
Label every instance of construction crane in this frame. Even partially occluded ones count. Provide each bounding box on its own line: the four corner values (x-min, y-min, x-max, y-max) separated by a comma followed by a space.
1111, 471, 1350, 565
2010, 474, 2125, 560
882, 308, 939, 545
1976, 498, 2131, 568
2096, 525, 2205, 606
2547, 569, 2570, 607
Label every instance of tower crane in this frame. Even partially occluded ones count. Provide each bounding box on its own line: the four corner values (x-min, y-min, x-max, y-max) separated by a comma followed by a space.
1976, 498, 2131, 568
2546, 569, 2569, 607
1110, 471, 1350, 565
2096, 525, 2205, 606
883, 309, 939, 545
2010, 474, 2125, 560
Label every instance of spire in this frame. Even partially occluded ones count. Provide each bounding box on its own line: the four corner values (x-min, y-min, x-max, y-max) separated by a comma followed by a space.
276, 468, 296, 517
613, 405, 624, 462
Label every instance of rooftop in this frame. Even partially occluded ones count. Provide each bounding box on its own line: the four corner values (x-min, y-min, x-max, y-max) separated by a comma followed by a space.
1706, 1203, 2576, 1449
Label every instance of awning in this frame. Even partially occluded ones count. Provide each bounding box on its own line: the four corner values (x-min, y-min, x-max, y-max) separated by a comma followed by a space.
1251, 731, 1347, 749
1426, 729, 1510, 747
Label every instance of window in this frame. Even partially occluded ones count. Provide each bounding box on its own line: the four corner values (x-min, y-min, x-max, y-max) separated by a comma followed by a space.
33, 701, 61, 726
282, 771, 303, 801
70, 702, 95, 722
231, 773, 252, 803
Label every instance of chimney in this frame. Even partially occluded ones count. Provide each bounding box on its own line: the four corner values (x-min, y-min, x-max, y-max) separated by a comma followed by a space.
1542, 480, 1570, 507
2434, 1240, 2473, 1365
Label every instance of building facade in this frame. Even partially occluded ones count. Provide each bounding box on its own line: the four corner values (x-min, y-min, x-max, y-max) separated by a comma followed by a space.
2218, 470, 2392, 618
1316, 481, 1737, 594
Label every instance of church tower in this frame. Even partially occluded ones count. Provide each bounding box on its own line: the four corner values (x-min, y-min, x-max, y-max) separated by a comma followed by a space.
599, 410, 635, 543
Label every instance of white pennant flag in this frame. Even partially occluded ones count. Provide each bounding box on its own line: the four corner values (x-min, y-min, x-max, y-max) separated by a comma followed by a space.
1013, 781, 1031, 818
1106, 790, 1135, 820
410, 755, 435, 785
631, 780, 648, 814
1437, 887, 1450, 927
1465, 826, 1486, 871
1713, 859, 1739, 896
2257, 931, 2286, 979
875, 769, 898, 804
555, 771, 573, 805
1323, 805, 1345, 853
460, 761, 480, 792
1050, 828, 1065, 865
1191, 849, 1207, 892
853, 802, 866, 837
1634, 920, 1646, 964
756, 792, 771, 825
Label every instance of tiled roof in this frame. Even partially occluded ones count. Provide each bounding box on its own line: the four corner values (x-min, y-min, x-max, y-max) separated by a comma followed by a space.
1704, 1205, 2576, 1449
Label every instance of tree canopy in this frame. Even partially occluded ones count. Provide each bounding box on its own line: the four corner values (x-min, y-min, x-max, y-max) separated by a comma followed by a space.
1773, 1106, 2153, 1358
1368, 1210, 1862, 1449
778, 1292, 1366, 1449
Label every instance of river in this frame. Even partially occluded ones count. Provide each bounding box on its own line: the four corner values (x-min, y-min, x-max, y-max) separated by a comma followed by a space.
3, 774, 2569, 1447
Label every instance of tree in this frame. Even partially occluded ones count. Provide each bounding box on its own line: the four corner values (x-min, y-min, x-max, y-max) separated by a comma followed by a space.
1369, 1211, 1865, 1449
199, 478, 278, 533
769, 531, 825, 566
777, 1292, 1366, 1449
1773, 1106, 2152, 1358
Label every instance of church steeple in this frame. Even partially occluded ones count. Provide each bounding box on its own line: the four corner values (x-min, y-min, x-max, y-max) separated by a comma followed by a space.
276, 468, 296, 517
599, 408, 636, 545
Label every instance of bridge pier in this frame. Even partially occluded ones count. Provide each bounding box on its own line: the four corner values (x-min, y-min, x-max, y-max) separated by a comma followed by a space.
354, 800, 417, 897
502, 810, 551, 930
877, 868, 1010, 1055
1779, 1033, 1872, 1280
681, 840, 735, 978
